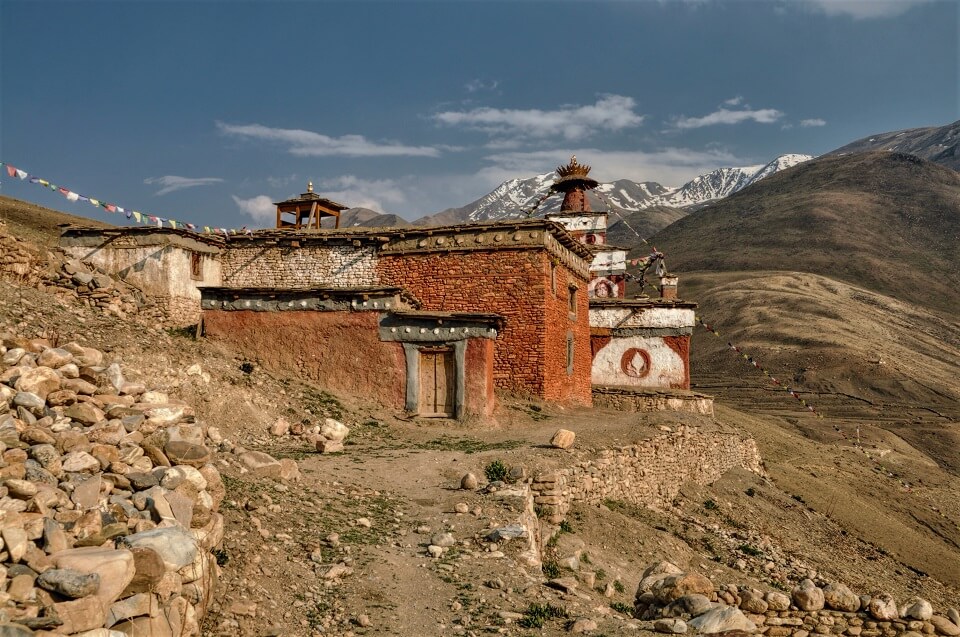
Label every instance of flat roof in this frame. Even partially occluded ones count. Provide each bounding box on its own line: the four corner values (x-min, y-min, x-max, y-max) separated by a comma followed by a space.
589, 297, 697, 309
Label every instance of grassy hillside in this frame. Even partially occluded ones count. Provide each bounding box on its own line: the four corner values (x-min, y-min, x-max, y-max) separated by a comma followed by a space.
606, 204, 687, 245
645, 152, 960, 314
0, 195, 112, 246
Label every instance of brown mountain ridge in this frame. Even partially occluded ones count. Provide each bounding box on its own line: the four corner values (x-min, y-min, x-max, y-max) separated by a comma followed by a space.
645, 152, 960, 315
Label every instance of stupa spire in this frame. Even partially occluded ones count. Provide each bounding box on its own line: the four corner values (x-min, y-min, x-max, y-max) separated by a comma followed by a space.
550, 155, 600, 212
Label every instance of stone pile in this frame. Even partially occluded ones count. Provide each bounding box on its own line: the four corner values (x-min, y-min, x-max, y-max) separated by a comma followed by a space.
634, 561, 960, 636
39, 260, 150, 322
0, 335, 226, 635
0, 222, 171, 327
0, 228, 37, 285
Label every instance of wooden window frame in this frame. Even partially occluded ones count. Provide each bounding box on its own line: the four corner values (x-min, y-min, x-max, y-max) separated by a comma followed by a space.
190, 253, 203, 281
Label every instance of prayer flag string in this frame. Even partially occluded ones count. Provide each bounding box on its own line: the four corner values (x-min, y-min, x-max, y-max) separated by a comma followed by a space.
0, 161, 252, 238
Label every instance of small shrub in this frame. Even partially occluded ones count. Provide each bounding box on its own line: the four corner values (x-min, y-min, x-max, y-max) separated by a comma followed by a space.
703, 499, 718, 510
542, 560, 562, 579
558, 519, 574, 534
745, 487, 756, 497
613, 579, 625, 594
580, 552, 592, 565
594, 568, 607, 581
739, 543, 763, 557
610, 601, 634, 616
484, 459, 509, 483
212, 548, 229, 566
518, 603, 568, 628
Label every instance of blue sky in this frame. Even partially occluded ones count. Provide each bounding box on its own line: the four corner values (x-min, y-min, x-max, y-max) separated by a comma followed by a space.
1, 0, 957, 228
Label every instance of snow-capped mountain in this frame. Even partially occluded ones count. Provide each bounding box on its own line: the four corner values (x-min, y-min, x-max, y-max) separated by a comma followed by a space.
828, 119, 960, 171
415, 153, 814, 226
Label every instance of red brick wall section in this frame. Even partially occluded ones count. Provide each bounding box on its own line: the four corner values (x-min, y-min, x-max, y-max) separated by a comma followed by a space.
663, 335, 691, 390
543, 258, 592, 405
203, 310, 406, 407
378, 250, 548, 396
377, 250, 592, 405
465, 339, 495, 417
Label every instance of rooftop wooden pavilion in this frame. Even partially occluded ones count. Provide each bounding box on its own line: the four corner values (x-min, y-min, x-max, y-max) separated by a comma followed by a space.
274, 182, 348, 230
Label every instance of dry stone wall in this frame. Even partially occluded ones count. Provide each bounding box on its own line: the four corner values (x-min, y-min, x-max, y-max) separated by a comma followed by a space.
221, 244, 378, 289
531, 425, 763, 523
632, 561, 960, 637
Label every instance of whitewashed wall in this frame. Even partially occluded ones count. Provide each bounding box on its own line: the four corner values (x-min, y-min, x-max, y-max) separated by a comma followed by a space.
591, 335, 687, 388
589, 306, 695, 329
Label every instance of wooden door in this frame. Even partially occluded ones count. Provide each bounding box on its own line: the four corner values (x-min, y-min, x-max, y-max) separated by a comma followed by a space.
419, 348, 455, 417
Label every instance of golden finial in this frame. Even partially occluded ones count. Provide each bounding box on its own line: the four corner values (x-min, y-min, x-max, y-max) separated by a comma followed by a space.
307, 181, 314, 193
556, 155, 592, 178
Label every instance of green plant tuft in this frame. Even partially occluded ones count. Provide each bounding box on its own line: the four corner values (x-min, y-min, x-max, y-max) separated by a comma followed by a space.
541, 560, 562, 579
517, 603, 568, 628
610, 601, 635, 616
484, 459, 510, 483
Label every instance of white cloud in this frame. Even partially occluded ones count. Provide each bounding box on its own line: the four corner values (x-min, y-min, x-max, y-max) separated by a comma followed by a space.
480, 147, 741, 190
216, 121, 441, 158
315, 175, 408, 213
804, 0, 932, 19
231, 195, 275, 223
433, 94, 645, 141
723, 96, 745, 106
144, 175, 223, 196
800, 118, 827, 127
465, 79, 499, 93
674, 107, 784, 129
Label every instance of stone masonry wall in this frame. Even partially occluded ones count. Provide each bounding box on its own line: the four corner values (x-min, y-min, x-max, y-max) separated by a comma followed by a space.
531, 425, 763, 522
747, 608, 948, 637
378, 249, 592, 404
542, 258, 593, 405
220, 245, 377, 289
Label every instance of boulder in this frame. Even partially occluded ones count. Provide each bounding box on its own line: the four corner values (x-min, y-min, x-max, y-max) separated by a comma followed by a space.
687, 606, 757, 634
869, 593, 900, 621
901, 597, 934, 621
652, 572, 714, 604
65, 402, 104, 425
118, 527, 198, 572
460, 473, 479, 490
792, 579, 825, 611
930, 616, 960, 636
656, 618, 688, 634
51, 547, 136, 605
124, 546, 167, 595
37, 568, 100, 598
823, 582, 860, 612
315, 438, 344, 454
637, 561, 684, 596
163, 441, 211, 468
550, 429, 575, 449
237, 450, 282, 478
14, 366, 61, 399
38, 347, 73, 368
320, 418, 350, 441
53, 595, 108, 635
739, 589, 768, 614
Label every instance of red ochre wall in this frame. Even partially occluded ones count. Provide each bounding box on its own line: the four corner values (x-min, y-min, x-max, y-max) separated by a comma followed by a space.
203, 310, 406, 408
377, 250, 592, 406
465, 339, 496, 417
